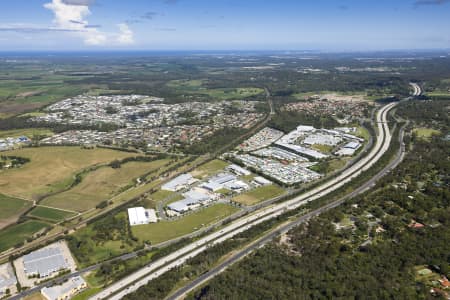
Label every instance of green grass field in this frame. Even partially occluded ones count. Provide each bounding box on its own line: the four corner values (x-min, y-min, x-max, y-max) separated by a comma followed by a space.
69, 212, 140, 266
149, 190, 177, 202
23, 293, 47, 300
41, 160, 169, 212
0, 193, 32, 221
192, 159, 228, 178
311, 144, 334, 154
202, 88, 264, 100
167, 79, 263, 100
0, 146, 135, 200
0, 220, 49, 252
413, 127, 441, 140
28, 206, 77, 223
355, 126, 370, 141
233, 185, 285, 206
0, 128, 53, 139
132, 204, 239, 244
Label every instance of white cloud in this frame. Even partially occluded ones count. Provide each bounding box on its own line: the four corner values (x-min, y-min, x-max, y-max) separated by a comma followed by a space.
117, 23, 134, 44
44, 0, 106, 45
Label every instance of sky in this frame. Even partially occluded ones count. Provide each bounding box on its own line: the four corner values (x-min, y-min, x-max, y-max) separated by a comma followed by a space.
0, 0, 449, 51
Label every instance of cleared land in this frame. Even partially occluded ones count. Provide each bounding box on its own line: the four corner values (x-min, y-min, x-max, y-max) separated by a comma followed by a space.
192, 159, 228, 178
232, 185, 285, 206
23, 293, 47, 300
0, 193, 32, 229
0, 220, 49, 252
311, 144, 334, 154
413, 127, 441, 140
166, 79, 264, 100
132, 204, 239, 244
355, 126, 370, 140
41, 160, 169, 212
0, 128, 53, 139
28, 206, 77, 223
0, 146, 135, 200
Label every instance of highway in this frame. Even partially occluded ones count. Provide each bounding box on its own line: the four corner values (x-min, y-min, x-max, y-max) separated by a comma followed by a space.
0, 86, 275, 265
89, 101, 397, 300
410, 82, 422, 96
167, 115, 409, 300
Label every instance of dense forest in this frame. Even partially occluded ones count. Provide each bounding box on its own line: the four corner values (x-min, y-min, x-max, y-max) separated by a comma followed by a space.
184, 99, 450, 300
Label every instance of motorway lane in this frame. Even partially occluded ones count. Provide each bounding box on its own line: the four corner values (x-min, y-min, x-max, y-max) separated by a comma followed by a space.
167, 115, 409, 300
89, 102, 396, 300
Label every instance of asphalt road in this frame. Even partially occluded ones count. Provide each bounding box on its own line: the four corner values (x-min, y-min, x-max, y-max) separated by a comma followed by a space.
167, 114, 409, 300
89, 101, 396, 300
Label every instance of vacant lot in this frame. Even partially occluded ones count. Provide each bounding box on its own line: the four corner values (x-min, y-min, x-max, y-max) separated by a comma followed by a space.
41, 160, 169, 212
192, 159, 228, 178
28, 206, 77, 223
0, 128, 53, 139
233, 185, 285, 206
0, 193, 32, 229
23, 293, 47, 300
167, 79, 264, 100
0, 147, 135, 200
132, 204, 239, 244
203, 88, 264, 100
413, 127, 441, 140
0, 220, 49, 252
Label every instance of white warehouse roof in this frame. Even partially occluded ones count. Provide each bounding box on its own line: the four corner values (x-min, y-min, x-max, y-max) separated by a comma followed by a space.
128, 207, 157, 226
161, 174, 195, 191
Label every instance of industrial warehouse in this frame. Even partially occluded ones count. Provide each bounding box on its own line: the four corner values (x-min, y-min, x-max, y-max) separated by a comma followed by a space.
13, 241, 77, 288
128, 207, 158, 226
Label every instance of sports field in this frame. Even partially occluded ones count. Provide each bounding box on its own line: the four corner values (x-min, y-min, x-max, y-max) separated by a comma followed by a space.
28, 206, 77, 223
233, 185, 285, 206
132, 204, 239, 244
0, 220, 49, 252
0, 146, 135, 200
41, 160, 169, 212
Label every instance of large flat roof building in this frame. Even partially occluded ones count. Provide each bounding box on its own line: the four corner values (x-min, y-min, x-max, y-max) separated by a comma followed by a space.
23, 247, 68, 278
41, 276, 87, 300
0, 263, 17, 296
161, 174, 196, 192
167, 189, 212, 213
128, 207, 157, 226
227, 164, 251, 176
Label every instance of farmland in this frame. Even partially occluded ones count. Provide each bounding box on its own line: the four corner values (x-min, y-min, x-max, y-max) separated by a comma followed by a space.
0, 193, 32, 229
28, 206, 77, 223
0, 146, 135, 200
0, 220, 49, 252
232, 185, 285, 206
40, 159, 170, 212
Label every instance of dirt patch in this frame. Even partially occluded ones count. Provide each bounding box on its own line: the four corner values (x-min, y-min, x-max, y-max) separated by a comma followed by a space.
0, 101, 44, 115
320, 93, 367, 102
0, 216, 18, 230
278, 233, 300, 256
16, 91, 43, 98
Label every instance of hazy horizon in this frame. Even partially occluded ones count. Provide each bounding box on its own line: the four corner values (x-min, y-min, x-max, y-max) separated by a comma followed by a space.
1, 0, 450, 51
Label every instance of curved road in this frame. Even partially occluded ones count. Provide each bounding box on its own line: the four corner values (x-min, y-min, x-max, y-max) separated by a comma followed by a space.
167, 117, 409, 300
89, 101, 397, 300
